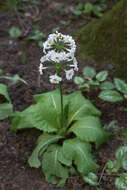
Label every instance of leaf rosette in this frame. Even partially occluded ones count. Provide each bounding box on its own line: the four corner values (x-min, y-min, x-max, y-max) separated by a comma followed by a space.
11, 89, 109, 186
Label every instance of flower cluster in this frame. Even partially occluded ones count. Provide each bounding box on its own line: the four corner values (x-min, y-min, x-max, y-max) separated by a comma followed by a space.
39, 31, 78, 84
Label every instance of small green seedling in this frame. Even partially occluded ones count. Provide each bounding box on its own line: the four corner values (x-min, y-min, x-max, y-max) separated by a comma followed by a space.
9, 27, 22, 38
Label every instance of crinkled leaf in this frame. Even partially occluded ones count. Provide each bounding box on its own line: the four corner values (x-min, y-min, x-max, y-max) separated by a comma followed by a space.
42, 145, 69, 187
65, 91, 101, 126
11, 91, 61, 132
115, 173, 127, 190
83, 172, 98, 186
115, 145, 127, 170
69, 116, 109, 148
58, 145, 72, 167
122, 160, 127, 171
96, 71, 108, 82
62, 138, 98, 175
99, 90, 123, 102
0, 103, 13, 120
116, 145, 127, 161
82, 66, 96, 79
100, 81, 115, 90
28, 134, 62, 168
114, 78, 127, 94
0, 83, 10, 102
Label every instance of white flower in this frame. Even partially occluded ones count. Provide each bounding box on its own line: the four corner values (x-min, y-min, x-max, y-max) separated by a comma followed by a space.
47, 50, 68, 63
40, 55, 48, 63
70, 57, 78, 71
39, 63, 47, 75
65, 69, 74, 80
49, 74, 62, 84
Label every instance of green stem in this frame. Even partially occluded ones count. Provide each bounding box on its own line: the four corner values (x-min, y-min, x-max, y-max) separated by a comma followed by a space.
56, 63, 64, 129
59, 82, 64, 128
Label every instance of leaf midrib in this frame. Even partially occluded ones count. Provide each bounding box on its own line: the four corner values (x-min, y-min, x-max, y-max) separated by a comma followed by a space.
67, 104, 89, 126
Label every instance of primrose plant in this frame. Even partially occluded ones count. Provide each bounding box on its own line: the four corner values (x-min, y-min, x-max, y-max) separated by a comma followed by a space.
11, 31, 109, 187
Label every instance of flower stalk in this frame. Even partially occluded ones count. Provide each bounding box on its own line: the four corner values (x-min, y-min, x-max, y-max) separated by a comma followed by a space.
39, 31, 78, 129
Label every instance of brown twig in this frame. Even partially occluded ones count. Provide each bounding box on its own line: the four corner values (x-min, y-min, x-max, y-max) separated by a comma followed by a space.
98, 164, 107, 184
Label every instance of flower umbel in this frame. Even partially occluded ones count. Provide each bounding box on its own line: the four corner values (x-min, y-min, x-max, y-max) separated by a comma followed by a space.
39, 31, 78, 83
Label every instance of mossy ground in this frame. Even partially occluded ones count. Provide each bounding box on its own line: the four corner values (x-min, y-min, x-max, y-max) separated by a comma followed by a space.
75, 1, 127, 80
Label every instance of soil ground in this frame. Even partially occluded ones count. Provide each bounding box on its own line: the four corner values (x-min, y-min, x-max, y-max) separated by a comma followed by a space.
0, 0, 127, 190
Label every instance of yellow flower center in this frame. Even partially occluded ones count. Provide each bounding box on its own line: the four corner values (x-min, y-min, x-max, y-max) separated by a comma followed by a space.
53, 78, 57, 82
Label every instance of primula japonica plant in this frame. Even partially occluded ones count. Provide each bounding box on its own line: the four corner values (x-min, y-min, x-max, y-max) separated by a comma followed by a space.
11, 31, 109, 187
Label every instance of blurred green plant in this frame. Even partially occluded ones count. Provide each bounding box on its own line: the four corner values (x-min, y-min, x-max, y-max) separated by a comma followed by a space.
74, 66, 127, 103
0, 73, 27, 120
0, 0, 40, 11
106, 145, 127, 190
0, 83, 13, 120
9, 27, 22, 38
73, 1, 108, 18
26, 25, 46, 47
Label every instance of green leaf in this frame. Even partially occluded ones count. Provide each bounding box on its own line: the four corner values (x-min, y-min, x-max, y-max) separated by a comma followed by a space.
82, 66, 96, 79
0, 103, 13, 120
88, 81, 100, 86
38, 41, 44, 47
99, 90, 123, 102
100, 81, 115, 90
122, 129, 127, 137
0, 83, 10, 102
84, 3, 93, 13
11, 90, 101, 133
83, 172, 98, 186
115, 173, 127, 190
79, 83, 90, 89
73, 9, 82, 16
96, 71, 108, 82
114, 78, 127, 94
76, 3, 84, 10
42, 144, 69, 187
73, 76, 84, 85
65, 91, 101, 126
28, 134, 62, 168
0, 75, 27, 84
106, 160, 120, 173
9, 27, 21, 38
69, 116, 109, 148
124, 94, 127, 99
115, 145, 127, 170
116, 145, 127, 160
63, 138, 98, 175
27, 31, 46, 41
11, 90, 61, 132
